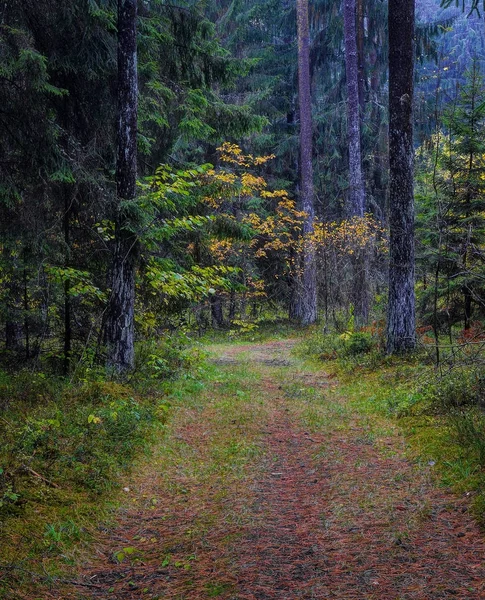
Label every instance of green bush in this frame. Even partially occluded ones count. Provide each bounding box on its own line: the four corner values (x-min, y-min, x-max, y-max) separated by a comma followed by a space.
296, 332, 342, 360
420, 368, 484, 412
134, 331, 206, 382
0, 377, 169, 513
297, 331, 376, 362
0, 331, 205, 513
341, 332, 373, 356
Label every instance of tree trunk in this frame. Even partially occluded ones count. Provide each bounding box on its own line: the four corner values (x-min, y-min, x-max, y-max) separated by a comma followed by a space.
464, 286, 472, 330
228, 290, 236, 322
23, 263, 30, 359
344, 0, 365, 217
105, 0, 138, 374
344, 0, 368, 328
356, 0, 365, 114
386, 0, 416, 354
292, 0, 317, 325
351, 254, 369, 327
4, 253, 22, 352
5, 320, 22, 351
210, 294, 225, 329
63, 190, 72, 376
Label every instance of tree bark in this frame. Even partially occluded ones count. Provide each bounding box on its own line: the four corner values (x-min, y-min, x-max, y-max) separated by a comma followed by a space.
105, 0, 139, 374
5, 320, 22, 351
4, 250, 22, 352
228, 290, 236, 322
344, 0, 368, 328
356, 0, 365, 114
23, 262, 30, 359
344, 0, 365, 217
386, 0, 416, 354
210, 294, 225, 329
292, 0, 317, 325
63, 189, 72, 376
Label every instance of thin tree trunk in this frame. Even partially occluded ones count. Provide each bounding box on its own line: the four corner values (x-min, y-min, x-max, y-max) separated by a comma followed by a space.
5, 320, 22, 350
105, 0, 138, 374
23, 263, 30, 360
463, 66, 476, 330
228, 290, 236, 322
386, 0, 416, 354
344, 0, 365, 217
210, 294, 225, 328
4, 251, 22, 352
344, 0, 368, 328
63, 190, 72, 376
292, 0, 317, 325
464, 287, 472, 330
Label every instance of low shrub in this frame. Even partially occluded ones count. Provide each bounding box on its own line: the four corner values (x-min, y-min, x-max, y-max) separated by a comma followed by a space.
451, 409, 485, 465
340, 331, 374, 356
0, 370, 61, 411
420, 368, 485, 412
297, 330, 378, 363
0, 377, 169, 516
134, 331, 206, 382
0, 331, 206, 516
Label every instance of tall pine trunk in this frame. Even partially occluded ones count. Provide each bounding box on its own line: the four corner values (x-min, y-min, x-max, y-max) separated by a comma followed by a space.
344, 0, 365, 217
105, 0, 138, 373
356, 0, 365, 113
386, 0, 416, 353
344, 0, 368, 327
291, 0, 317, 325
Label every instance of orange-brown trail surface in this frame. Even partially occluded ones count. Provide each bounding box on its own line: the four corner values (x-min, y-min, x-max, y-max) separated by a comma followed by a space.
42, 341, 485, 598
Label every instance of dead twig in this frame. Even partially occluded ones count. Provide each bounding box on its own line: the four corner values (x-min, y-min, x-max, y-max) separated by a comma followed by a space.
22, 466, 60, 489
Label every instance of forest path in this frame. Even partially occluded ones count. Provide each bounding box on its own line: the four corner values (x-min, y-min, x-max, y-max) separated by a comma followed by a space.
52, 338, 485, 599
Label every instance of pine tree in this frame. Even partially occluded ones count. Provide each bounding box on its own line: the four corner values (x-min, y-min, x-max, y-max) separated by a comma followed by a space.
344, 0, 365, 217
386, 0, 417, 353
291, 0, 317, 325
344, 0, 368, 327
105, 0, 138, 374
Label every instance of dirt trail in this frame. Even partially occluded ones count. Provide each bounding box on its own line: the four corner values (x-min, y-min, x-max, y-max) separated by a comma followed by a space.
49, 340, 485, 599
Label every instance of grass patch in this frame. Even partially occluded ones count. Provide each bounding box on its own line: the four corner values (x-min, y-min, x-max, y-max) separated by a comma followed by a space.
205, 580, 234, 597
199, 317, 307, 345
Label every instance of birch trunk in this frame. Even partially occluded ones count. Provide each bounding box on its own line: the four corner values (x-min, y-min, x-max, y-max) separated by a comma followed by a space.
105, 0, 138, 373
386, 0, 416, 353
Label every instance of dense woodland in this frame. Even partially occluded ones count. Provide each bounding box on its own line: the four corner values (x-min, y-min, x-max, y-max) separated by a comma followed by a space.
1, 0, 485, 373
3, 0, 485, 593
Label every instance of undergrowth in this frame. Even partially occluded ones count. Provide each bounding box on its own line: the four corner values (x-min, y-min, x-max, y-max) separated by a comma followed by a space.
0, 332, 206, 596
200, 317, 308, 345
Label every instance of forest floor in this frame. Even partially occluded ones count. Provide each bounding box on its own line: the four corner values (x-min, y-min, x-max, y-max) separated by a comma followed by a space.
16, 339, 485, 599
